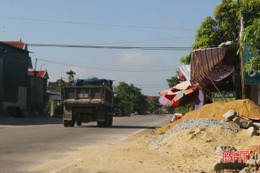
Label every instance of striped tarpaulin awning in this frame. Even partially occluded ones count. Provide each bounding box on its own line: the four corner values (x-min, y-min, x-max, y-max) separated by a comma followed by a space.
179, 64, 191, 81
191, 47, 226, 85
191, 65, 235, 85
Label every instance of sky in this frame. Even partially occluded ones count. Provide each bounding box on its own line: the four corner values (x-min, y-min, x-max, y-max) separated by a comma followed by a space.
0, 0, 222, 96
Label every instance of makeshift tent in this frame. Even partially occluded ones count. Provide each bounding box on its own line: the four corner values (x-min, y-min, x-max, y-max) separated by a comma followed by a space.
191, 47, 226, 85
168, 88, 198, 108
159, 82, 197, 108
179, 64, 191, 81
159, 81, 190, 96
189, 46, 236, 86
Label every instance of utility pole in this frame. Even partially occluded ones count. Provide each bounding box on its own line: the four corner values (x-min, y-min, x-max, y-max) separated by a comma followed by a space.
34, 58, 38, 77
34, 58, 38, 70
237, 0, 245, 99
239, 13, 245, 99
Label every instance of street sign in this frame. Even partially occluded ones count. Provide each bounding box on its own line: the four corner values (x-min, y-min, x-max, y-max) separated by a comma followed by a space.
212, 91, 236, 102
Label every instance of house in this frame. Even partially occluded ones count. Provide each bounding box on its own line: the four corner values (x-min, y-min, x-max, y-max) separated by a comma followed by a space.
27, 70, 48, 114
46, 82, 61, 116
28, 70, 49, 79
0, 41, 32, 115
47, 82, 59, 92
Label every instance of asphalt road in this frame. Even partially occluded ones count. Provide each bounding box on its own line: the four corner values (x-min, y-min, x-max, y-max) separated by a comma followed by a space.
0, 114, 171, 173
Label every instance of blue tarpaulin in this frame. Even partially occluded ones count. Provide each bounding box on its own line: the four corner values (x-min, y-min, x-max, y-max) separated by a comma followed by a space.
73, 79, 113, 87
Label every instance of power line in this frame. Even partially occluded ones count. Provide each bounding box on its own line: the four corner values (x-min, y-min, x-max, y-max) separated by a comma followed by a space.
38, 58, 177, 73
28, 43, 192, 51
93, 36, 193, 45
1, 16, 196, 31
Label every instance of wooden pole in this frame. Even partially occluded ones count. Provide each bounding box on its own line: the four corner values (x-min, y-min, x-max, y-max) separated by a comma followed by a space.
193, 52, 228, 103
239, 12, 245, 99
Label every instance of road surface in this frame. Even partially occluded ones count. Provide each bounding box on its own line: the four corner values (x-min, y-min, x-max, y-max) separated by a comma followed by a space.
0, 114, 171, 173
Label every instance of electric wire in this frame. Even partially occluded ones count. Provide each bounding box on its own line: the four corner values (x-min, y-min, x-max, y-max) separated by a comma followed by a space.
28, 43, 192, 51
1, 16, 196, 31
37, 58, 178, 73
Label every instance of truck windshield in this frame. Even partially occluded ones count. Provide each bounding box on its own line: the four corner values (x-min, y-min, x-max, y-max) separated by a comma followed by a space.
91, 88, 101, 99
77, 88, 89, 99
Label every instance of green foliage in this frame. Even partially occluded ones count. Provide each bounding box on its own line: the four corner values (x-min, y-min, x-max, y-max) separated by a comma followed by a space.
241, 0, 260, 28
241, 17, 260, 71
175, 103, 194, 115
66, 70, 76, 86
166, 76, 180, 88
193, 16, 222, 49
214, 0, 239, 41
56, 70, 77, 92
147, 97, 161, 112
114, 82, 148, 115
181, 0, 260, 65
179, 53, 192, 64
244, 55, 260, 71
56, 78, 66, 92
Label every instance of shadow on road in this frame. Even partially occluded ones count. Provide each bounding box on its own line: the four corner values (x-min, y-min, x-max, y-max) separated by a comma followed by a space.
77, 125, 160, 129
0, 116, 62, 126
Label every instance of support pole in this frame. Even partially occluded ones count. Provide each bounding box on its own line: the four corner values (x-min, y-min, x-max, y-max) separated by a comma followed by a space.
239, 12, 245, 99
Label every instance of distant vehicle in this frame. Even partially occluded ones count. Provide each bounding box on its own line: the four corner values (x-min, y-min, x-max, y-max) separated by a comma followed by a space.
62, 79, 114, 127
113, 109, 121, 117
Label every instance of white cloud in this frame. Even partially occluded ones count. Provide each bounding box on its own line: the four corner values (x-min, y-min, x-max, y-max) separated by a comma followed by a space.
118, 52, 157, 65
70, 66, 91, 79
167, 19, 181, 28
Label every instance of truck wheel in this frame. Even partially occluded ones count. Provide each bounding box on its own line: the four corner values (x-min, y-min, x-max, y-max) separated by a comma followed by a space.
69, 121, 75, 127
64, 120, 69, 127
77, 121, 82, 126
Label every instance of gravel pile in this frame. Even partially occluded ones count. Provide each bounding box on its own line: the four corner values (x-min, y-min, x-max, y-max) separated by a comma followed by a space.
146, 118, 240, 145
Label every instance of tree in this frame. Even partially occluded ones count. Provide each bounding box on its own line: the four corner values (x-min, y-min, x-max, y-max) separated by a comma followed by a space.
180, 53, 192, 65
166, 76, 180, 88
147, 97, 161, 112
241, 17, 260, 71
193, 16, 222, 49
180, 0, 260, 65
114, 82, 147, 115
66, 70, 76, 86
241, 0, 260, 28
214, 0, 239, 42
56, 77, 66, 92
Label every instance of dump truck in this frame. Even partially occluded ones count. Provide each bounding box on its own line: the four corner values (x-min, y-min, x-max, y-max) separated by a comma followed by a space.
62, 79, 114, 127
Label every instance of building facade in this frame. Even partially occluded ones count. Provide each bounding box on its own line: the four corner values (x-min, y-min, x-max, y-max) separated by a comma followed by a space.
0, 41, 32, 114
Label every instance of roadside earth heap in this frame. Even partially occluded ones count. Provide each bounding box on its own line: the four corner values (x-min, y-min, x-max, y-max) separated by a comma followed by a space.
214, 110, 260, 173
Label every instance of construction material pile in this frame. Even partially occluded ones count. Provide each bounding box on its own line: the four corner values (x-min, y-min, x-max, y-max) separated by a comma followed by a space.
184, 99, 260, 121
146, 118, 240, 145
153, 99, 260, 135
143, 99, 260, 172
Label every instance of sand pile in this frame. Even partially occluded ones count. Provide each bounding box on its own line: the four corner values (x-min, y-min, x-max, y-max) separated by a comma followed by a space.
152, 125, 260, 173
184, 99, 260, 121
153, 99, 260, 135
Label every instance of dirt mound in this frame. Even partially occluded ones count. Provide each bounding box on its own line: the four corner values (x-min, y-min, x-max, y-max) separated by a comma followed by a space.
152, 99, 260, 135
184, 99, 260, 121
152, 125, 260, 173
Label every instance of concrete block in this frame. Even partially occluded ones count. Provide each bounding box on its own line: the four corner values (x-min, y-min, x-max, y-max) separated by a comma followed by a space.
222, 109, 236, 120
233, 117, 253, 129
247, 127, 258, 137
252, 123, 260, 130
214, 158, 245, 171
216, 145, 237, 156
